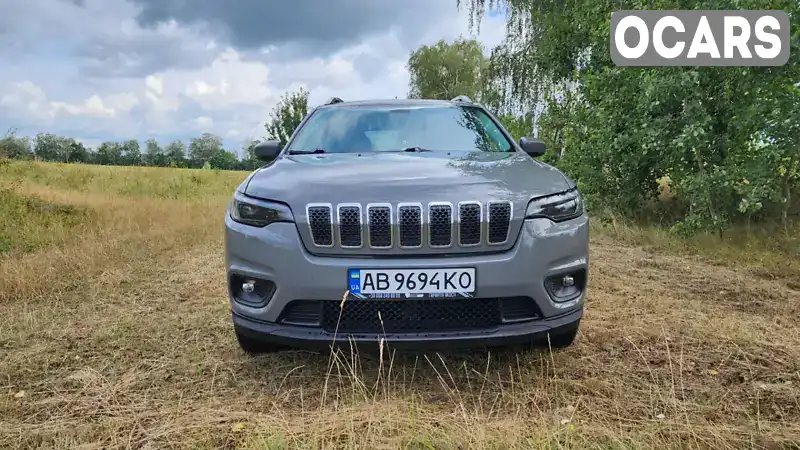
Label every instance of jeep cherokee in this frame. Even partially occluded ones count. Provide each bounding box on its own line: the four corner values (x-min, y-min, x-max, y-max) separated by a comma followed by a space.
224, 96, 588, 353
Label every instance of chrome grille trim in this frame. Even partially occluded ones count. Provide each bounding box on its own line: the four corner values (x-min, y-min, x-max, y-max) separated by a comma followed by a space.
457, 201, 482, 247
427, 202, 454, 248
306, 203, 334, 248
487, 201, 513, 245
305, 200, 512, 250
366, 203, 393, 249
336, 203, 363, 249
397, 202, 423, 249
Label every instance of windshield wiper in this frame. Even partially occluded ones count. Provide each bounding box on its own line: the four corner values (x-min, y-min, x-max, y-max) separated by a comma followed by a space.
395, 147, 433, 153
287, 148, 326, 155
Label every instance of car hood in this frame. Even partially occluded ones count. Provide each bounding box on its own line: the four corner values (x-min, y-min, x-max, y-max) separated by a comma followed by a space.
243, 151, 572, 205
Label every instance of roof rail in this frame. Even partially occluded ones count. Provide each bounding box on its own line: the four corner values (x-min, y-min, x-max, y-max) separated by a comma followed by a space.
324, 97, 344, 105
451, 95, 473, 103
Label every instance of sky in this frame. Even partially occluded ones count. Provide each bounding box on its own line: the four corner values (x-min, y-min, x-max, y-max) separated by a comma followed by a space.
0, 0, 507, 154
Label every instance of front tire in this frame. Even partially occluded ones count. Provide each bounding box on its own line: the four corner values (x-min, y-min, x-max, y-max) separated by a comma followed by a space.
234, 325, 282, 354
542, 322, 580, 349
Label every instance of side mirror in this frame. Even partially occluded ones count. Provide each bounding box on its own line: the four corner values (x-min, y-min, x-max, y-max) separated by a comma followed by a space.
253, 140, 282, 161
519, 137, 546, 157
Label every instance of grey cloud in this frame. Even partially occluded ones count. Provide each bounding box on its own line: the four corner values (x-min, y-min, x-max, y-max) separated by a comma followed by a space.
129, 0, 455, 58
4, 0, 463, 79
76, 28, 218, 79
353, 53, 396, 83
0, 0, 219, 78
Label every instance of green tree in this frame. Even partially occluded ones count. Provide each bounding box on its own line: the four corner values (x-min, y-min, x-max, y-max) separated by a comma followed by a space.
497, 114, 533, 141
66, 140, 89, 163
33, 133, 68, 161
120, 140, 141, 166
239, 139, 264, 170
0, 129, 34, 160
188, 133, 223, 167
209, 148, 240, 170
463, 0, 800, 234
95, 141, 122, 165
265, 88, 309, 147
144, 139, 167, 166
165, 140, 187, 168
406, 38, 490, 102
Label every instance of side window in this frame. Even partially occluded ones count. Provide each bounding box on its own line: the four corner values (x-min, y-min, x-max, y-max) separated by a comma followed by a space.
476, 111, 512, 152
288, 110, 326, 150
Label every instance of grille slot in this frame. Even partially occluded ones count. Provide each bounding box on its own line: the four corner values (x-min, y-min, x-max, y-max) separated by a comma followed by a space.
337, 204, 362, 248
307, 204, 333, 247
321, 298, 503, 333
397, 204, 422, 248
280, 300, 322, 326
487, 201, 512, 244
458, 202, 482, 246
428, 203, 453, 247
499, 297, 542, 322
367, 204, 392, 248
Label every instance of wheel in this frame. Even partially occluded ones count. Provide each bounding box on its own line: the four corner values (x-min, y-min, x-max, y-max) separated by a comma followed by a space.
234, 325, 282, 354
542, 323, 580, 349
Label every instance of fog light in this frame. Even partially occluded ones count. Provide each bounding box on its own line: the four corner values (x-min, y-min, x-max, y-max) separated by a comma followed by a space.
242, 280, 256, 293
545, 270, 586, 303
230, 274, 276, 307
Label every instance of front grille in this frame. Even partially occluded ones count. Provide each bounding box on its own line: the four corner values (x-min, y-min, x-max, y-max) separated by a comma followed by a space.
488, 202, 512, 244
398, 204, 422, 248
338, 204, 362, 248
308, 205, 333, 247
305, 201, 513, 249
428, 203, 453, 247
367, 205, 392, 248
281, 297, 542, 332
322, 298, 502, 333
458, 202, 482, 246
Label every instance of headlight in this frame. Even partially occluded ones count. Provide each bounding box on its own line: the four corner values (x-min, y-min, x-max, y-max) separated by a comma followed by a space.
230, 192, 294, 227
525, 189, 583, 222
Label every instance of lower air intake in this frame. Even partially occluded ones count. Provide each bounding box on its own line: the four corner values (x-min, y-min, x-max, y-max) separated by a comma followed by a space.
322, 298, 502, 333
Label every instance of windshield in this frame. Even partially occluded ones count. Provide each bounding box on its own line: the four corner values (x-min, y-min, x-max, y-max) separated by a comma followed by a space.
287, 104, 514, 154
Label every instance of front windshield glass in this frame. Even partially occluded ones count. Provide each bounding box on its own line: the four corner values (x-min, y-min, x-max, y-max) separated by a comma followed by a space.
287, 104, 514, 153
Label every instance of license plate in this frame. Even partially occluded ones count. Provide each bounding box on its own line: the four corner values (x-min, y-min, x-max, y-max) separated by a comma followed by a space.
347, 268, 476, 299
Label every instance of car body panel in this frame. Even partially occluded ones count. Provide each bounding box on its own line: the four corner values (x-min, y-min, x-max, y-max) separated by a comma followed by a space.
225, 98, 588, 350
225, 213, 588, 324
244, 151, 572, 256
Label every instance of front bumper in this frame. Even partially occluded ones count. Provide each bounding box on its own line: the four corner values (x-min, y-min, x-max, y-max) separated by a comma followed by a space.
224, 213, 589, 348
233, 307, 582, 351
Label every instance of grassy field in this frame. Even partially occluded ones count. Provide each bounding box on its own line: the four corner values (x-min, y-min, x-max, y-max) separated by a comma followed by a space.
1, 160, 799, 449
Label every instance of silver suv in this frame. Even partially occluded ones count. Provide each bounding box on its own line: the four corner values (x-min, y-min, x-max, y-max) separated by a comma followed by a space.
224, 96, 588, 353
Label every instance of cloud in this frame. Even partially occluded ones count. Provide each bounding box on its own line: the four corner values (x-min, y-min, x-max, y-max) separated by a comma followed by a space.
129, 0, 457, 58
0, 82, 137, 120
194, 116, 214, 128
0, 0, 507, 151
0, 0, 218, 78
50, 96, 116, 118
1, 82, 47, 110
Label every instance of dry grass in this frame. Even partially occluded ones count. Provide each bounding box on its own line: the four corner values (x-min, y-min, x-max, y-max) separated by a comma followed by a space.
1, 161, 799, 449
